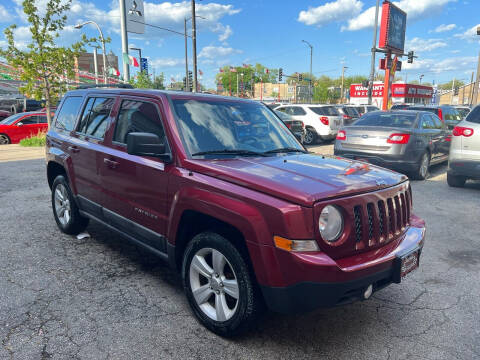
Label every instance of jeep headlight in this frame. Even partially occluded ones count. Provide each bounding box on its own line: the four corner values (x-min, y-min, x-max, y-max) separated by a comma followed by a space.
319, 205, 344, 242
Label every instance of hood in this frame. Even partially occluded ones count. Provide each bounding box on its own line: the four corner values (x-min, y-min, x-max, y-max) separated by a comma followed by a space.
186, 153, 407, 206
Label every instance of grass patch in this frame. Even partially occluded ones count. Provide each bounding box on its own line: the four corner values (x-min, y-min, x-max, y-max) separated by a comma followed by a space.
19, 131, 46, 147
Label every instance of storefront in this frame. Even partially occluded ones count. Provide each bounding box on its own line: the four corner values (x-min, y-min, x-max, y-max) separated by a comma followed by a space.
349, 82, 433, 108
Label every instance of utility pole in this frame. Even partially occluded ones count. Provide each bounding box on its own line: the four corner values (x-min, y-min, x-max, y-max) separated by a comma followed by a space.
191, 0, 198, 92
469, 71, 474, 106
119, 0, 130, 82
450, 77, 455, 105
472, 51, 480, 106
302, 40, 313, 103
368, 0, 381, 105
236, 72, 239, 97
340, 66, 348, 103
184, 18, 189, 91
93, 47, 99, 85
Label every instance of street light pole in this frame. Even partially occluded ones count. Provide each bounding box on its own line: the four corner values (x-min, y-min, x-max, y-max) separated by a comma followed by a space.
191, 0, 198, 92
184, 18, 189, 92
472, 26, 480, 106
74, 21, 108, 84
93, 47, 99, 84
368, 0, 381, 105
302, 40, 313, 103
119, 0, 130, 82
341, 66, 348, 103
419, 74, 424, 84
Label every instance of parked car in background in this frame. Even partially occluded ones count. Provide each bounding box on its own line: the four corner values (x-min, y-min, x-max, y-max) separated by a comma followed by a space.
408, 105, 462, 130
275, 104, 342, 145
0, 110, 10, 121
0, 112, 48, 144
334, 110, 450, 179
274, 110, 305, 143
454, 106, 471, 120
353, 105, 379, 116
447, 105, 480, 187
335, 105, 361, 125
0, 97, 44, 114
390, 104, 412, 110
46, 87, 425, 336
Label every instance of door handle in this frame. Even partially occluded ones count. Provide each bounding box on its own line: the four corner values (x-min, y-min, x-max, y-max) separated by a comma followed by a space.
104, 158, 119, 169
67, 145, 80, 153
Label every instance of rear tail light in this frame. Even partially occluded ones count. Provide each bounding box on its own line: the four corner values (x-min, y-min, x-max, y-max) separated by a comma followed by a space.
452, 126, 474, 137
336, 130, 346, 140
387, 133, 410, 144
437, 108, 443, 121
343, 115, 352, 120
320, 116, 329, 125
286, 123, 292, 129
301, 121, 305, 128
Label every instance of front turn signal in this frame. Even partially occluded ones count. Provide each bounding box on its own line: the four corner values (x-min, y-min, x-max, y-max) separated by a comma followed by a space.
274, 236, 320, 252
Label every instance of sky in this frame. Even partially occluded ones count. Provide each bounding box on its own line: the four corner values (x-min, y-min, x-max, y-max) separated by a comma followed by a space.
0, 0, 479, 89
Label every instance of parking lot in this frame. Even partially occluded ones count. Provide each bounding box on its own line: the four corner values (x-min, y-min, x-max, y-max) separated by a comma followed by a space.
0, 143, 479, 360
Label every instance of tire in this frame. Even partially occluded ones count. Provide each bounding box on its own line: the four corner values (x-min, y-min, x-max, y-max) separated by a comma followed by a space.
182, 232, 262, 337
447, 173, 466, 188
51, 175, 89, 235
303, 129, 317, 145
412, 152, 430, 180
0, 134, 10, 145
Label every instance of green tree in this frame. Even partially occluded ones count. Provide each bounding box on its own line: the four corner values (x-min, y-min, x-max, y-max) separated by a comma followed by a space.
215, 63, 278, 96
1, 0, 92, 125
130, 71, 153, 88
152, 72, 165, 90
438, 79, 465, 90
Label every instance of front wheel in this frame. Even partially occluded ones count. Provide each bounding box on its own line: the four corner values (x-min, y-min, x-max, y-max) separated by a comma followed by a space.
51, 175, 89, 235
447, 173, 466, 188
412, 152, 430, 180
182, 232, 262, 337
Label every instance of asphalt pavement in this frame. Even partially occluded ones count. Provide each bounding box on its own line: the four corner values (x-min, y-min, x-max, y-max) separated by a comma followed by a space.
0, 144, 479, 359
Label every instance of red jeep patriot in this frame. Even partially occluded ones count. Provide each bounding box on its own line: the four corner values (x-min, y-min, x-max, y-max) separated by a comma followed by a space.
46, 86, 425, 336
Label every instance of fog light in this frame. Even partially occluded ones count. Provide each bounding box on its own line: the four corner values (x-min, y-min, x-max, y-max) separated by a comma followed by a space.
363, 284, 373, 299
274, 236, 319, 252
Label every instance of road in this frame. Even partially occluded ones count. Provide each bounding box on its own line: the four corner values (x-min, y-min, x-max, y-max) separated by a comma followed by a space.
0, 144, 479, 359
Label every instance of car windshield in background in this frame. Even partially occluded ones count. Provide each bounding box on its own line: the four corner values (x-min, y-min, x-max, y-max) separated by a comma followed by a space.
353, 112, 417, 128
172, 99, 302, 157
409, 107, 437, 115
0, 113, 24, 125
309, 106, 339, 116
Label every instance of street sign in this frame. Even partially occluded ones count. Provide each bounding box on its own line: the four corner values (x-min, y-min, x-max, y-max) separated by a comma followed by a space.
140, 58, 148, 73
126, 0, 145, 34
379, 1, 407, 54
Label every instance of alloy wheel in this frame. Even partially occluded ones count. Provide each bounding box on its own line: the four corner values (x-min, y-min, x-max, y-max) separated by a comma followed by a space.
54, 183, 71, 226
189, 247, 239, 322
0, 134, 9, 145
304, 130, 314, 145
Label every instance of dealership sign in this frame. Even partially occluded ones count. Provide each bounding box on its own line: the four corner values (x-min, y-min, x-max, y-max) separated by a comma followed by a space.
379, 1, 407, 54
350, 84, 433, 99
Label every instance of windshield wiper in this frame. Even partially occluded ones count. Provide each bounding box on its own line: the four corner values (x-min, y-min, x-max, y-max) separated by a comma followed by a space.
263, 147, 308, 154
191, 149, 268, 157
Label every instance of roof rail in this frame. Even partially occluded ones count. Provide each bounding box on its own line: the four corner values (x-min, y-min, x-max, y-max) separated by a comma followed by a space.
74, 84, 134, 90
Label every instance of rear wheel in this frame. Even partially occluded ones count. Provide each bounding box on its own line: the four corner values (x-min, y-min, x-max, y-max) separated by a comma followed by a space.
447, 173, 466, 188
303, 129, 317, 145
412, 152, 430, 180
51, 175, 89, 235
0, 134, 10, 145
182, 232, 262, 337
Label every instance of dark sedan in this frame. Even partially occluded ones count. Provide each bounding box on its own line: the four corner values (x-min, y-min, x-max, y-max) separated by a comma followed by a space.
334, 110, 450, 180
275, 110, 305, 143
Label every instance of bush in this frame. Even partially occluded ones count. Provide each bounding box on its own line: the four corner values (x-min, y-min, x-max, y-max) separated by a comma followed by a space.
19, 131, 46, 147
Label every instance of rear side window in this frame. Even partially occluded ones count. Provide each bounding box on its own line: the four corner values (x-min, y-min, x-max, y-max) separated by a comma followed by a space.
344, 107, 359, 116
291, 107, 306, 116
421, 115, 435, 129
77, 97, 114, 138
37, 115, 48, 124
430, 115, 443, 129
309, 106, 339, 116
113, 100, 165, 144
19, 115, 38, 125
465, 106, 480, 124
55, 96, 83, 131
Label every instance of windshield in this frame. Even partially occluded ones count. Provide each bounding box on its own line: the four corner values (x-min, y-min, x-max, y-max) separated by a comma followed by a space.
172, 98, 302, 157
309, 106, 339, 116
353, 112, 417, 128
0, 113, 24, 125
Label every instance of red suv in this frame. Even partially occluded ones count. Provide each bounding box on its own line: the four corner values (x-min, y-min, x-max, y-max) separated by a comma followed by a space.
46, 87, 426, 336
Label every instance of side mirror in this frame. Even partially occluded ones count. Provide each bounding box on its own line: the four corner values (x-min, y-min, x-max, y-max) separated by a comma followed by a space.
17, 122, 23, 126
127, 132, 170, 161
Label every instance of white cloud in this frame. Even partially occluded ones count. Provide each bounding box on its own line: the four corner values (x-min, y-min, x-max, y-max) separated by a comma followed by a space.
406, 37, 447, 52
198, 46, 242, 59
150, 57, 185, 68
0, 5, 9, 21
454, 24, 480, 42
344, 0, 456, 31
298, 0, 362, 27
218, 25, 233, 42
403, 56, 477, 74
433, 23, 456, 33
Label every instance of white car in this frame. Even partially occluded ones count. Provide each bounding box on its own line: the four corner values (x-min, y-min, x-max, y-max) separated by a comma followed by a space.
275, 104, 342, 145
447, 105, 480, 187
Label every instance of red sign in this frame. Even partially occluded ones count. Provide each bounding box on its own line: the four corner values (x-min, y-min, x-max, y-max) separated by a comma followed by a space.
350, 84, 433, 99
379, 1, 407, 54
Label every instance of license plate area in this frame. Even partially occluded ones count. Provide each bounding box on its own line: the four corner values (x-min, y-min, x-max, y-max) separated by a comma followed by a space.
393, 248, 421, 283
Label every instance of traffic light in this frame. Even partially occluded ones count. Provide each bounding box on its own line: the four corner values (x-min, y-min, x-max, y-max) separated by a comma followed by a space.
278, 68, 283, 82
454, 86, 459, 96
188, 71, 193, 84
298, 73, 303, 82
183, 77, 186, 90
407, 51, 414, 64
362, 80, 369, 88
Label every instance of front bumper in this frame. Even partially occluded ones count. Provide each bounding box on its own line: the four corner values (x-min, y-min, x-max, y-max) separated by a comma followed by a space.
448, 160, 480, 179
259, 215, 426, 314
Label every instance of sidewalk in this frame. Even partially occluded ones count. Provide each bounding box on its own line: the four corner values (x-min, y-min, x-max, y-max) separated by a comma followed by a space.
0, 144, 45, 162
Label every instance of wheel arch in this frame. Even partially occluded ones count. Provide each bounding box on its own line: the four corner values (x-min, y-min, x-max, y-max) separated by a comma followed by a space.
47, 161, 67, 189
